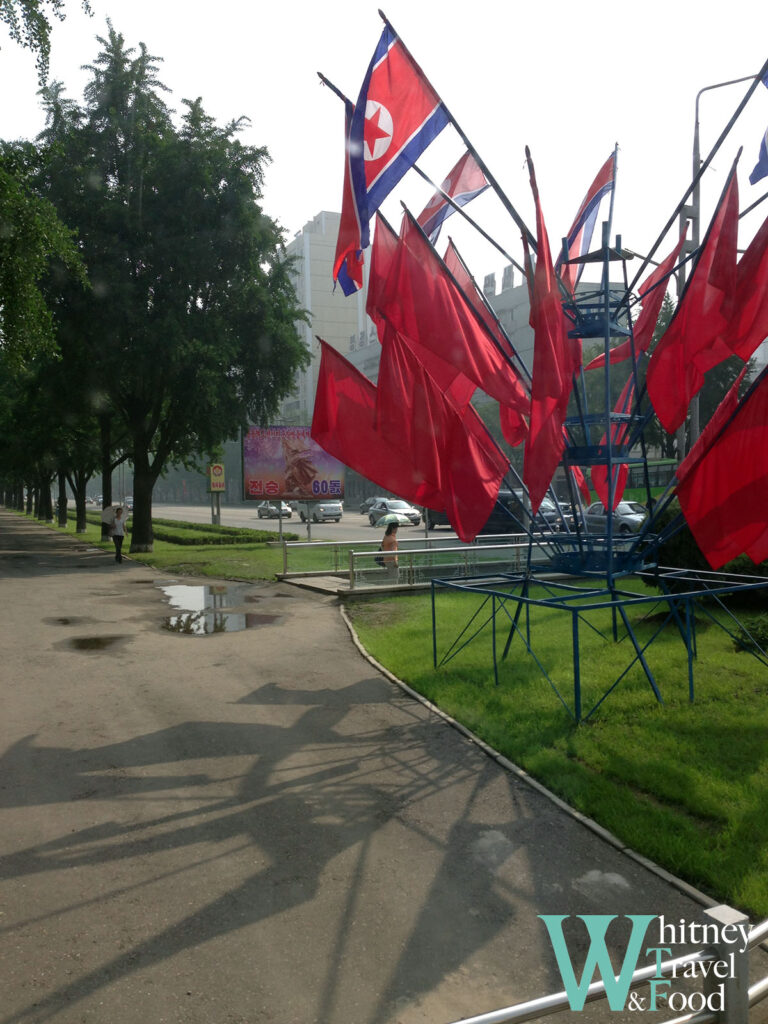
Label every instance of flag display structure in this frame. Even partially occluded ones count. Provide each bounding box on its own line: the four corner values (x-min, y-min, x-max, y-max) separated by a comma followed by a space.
416, 150, 489, 244
590, 373, 636, 511
333, 24, 450, 294
646, 162, 739, 434
584, 228, 687, 372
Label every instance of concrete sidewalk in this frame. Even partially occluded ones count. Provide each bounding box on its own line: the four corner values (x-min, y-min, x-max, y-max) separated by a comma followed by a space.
0, 509, 764, 1024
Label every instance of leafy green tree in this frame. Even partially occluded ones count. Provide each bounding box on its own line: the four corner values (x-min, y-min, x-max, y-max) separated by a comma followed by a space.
35, 25, 309, 550
0, 141, 84, 364
1, 0, 90, 82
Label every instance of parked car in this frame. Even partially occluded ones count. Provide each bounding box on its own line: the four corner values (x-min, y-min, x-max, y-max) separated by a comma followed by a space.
368, 498, 421, 527
426, 491, 574, 534
426, 490, 528, 533
359, 495, 388, 515
124, 496, 134, 512
295, 499, 343, 523
584, 500, 648, 535
256, 500, 292, 519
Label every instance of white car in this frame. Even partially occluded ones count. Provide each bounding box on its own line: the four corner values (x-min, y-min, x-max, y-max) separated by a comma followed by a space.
295, 500, 343, 523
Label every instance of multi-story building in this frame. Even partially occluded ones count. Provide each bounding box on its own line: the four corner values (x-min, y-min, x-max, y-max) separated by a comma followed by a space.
279, 211, 377, 425
279, 210, 527, 424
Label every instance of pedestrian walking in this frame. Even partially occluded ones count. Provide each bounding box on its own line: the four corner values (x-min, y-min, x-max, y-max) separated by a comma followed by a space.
381, 521, 399, 582
111, 507, 125, 563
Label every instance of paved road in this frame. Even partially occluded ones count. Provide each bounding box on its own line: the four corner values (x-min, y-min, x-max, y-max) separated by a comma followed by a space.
151, 503, 439, 545
1, 510, 766, 1024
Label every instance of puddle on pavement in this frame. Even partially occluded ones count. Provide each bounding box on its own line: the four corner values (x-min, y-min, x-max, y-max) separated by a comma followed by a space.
69, 635, 126, 651
156, 582, 279, 635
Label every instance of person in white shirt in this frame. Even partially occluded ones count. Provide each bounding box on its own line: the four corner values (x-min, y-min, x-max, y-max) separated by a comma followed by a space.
111, 507, 126, 563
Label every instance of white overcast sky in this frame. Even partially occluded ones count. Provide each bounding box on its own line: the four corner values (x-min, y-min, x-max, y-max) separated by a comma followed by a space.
1, 0, 767, 286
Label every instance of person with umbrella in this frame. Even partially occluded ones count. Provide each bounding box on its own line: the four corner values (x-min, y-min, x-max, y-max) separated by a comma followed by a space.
380, 517, 399, 583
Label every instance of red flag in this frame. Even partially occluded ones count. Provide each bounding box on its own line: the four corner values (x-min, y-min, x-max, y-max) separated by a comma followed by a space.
590, 373, 635, 510
311, 340, 442, 508
725, 210, 768, 361
375, 329, 508, 541
370, 212, 530, 421
646, 164, 739, 434
569, 463, 592, 505
368, 217, 477, 411
677, 365, 750, 486
443, 239, 529, 446
523, 150, 576, 514
676, 367, 768, 569
333, 98, 365, 296
584, 228, 688, 372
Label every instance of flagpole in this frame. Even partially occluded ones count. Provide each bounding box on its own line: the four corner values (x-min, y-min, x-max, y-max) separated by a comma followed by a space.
624, 57, 768, 299
317, 71, 350, 105
444, 236, 532, 386
402, 205, 530, 381
318, 71, 527, 276
378, 9, 537, 253
409, 163, 526, 275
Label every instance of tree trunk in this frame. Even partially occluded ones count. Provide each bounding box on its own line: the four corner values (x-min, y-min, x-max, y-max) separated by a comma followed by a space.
129, 451, 156, 552
57, 470, 68, 527
67, 468, 91, 534
99, 415, 112, 540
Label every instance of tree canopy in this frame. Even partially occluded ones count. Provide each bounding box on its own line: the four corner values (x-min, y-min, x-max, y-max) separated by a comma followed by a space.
3, 23, 310, 548
0, 0, 91, 81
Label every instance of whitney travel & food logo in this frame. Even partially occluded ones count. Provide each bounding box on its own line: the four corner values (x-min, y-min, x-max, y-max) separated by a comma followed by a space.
539, 912, 750, 1014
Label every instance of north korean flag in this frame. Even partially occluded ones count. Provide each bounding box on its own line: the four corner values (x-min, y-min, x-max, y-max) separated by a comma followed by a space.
417, 150, 489, 244
333, 25, 450, 294
557, 152, 616, 293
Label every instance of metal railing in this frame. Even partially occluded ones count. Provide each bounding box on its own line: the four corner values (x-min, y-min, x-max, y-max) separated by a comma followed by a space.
280, 533, 542, 589
448, 908, 768, 1024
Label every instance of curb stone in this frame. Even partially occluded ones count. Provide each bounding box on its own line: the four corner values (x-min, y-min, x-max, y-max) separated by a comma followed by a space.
338, 601, 719, 914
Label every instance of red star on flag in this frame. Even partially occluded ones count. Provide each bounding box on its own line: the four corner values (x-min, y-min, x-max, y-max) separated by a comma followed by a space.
364, 105, 391, 159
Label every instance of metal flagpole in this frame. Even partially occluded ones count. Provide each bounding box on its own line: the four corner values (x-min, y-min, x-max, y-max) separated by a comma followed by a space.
408, 162, 526, 275
317, 70, 528, 275
624, 57, 768, 300
378, 9, 537, 252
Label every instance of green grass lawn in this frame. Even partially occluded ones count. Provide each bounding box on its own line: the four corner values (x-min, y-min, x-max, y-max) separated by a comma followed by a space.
345, 584, 768, 917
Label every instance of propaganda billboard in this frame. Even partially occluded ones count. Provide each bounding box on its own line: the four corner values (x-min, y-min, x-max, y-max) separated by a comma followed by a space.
242, 426, 345, 501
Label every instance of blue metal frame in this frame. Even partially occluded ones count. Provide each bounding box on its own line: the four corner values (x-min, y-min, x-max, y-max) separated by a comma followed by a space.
431, 568, 768, 723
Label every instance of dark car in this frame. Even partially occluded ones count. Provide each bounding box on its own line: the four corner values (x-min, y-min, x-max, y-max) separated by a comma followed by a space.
360, 496, 387, 515
426, 490, 528, 533
368, 498, 421, 527
427, 491, 573, 534
584, 500, 648, 535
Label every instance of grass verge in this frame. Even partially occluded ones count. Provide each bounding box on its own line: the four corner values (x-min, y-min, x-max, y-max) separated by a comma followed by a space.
345, 585, 768, 917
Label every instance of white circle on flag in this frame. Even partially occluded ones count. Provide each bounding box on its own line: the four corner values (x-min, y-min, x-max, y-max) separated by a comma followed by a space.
364, 100, 393, 161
